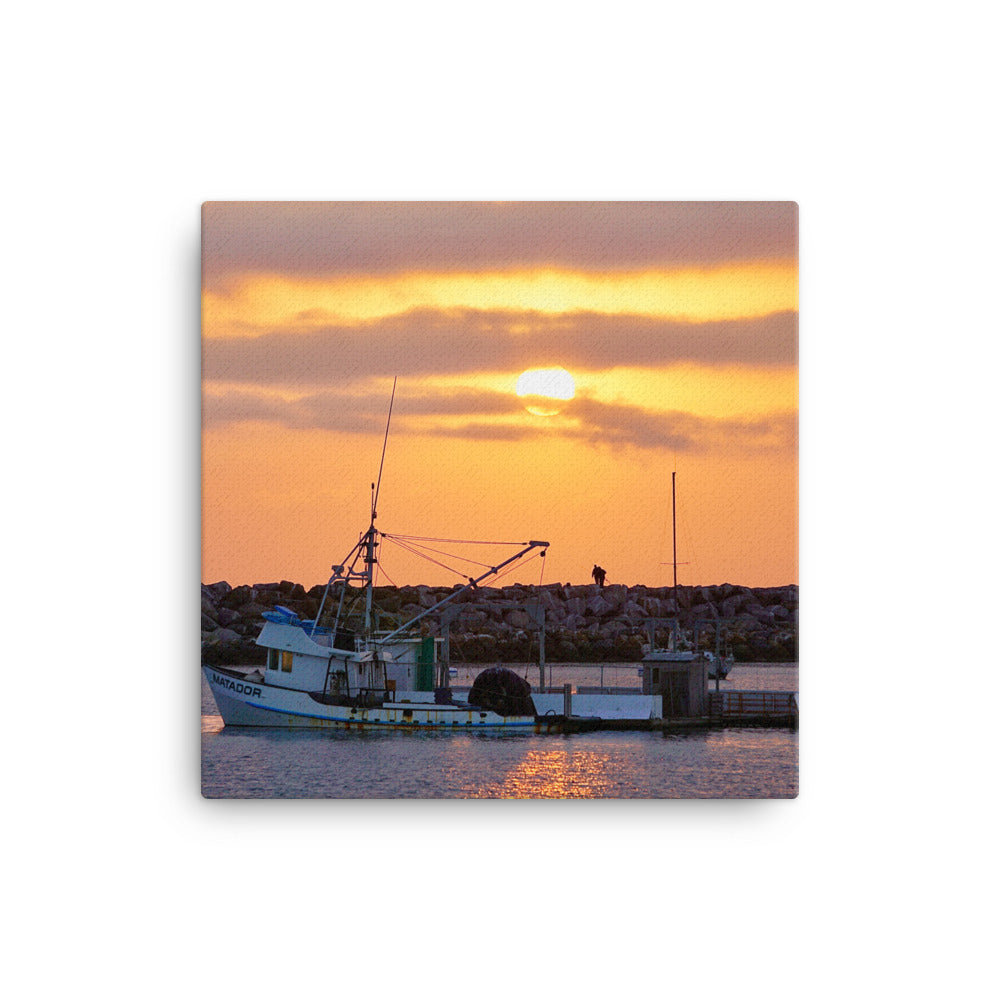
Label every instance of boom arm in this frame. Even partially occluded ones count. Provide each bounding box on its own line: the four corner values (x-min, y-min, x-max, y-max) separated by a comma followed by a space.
375, 540, 549, 645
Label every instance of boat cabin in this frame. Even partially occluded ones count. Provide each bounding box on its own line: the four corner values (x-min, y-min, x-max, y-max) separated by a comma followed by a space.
257, 607, 438, 700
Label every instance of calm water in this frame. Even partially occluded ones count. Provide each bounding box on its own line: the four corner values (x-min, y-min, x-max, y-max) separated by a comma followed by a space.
202, 663, 797, 799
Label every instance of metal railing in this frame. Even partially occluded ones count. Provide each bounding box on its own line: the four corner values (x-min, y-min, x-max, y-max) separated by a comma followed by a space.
709, 690, 797, 719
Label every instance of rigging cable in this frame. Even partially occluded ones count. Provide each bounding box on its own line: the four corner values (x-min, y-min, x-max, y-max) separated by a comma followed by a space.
383, 534, 529, 546
372, 376, 397, 520
382, 535, 470, 578
487, 548, 545, 586
375, 562, 398, 588
383, 536, 497, 571
381, 533, 546, 587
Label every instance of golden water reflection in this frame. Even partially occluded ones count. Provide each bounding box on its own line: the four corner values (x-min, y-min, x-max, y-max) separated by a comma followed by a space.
472, 746, 625, 799
202, 714, 224, 735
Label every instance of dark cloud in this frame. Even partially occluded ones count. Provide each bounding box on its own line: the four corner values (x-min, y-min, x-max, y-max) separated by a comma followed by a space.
563, 397, 797, 453
203, 383, 796, 454
202, 384, 524, 434
203, 308, 797, 387
202, 202, 797, 282
203, 386, 389, 435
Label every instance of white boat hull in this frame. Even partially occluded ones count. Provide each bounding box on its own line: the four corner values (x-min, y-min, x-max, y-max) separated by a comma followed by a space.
203, 665, 558, 732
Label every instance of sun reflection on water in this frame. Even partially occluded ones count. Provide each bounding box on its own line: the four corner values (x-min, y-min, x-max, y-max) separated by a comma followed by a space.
471, 746, 623, 799
202, 714, 224, 735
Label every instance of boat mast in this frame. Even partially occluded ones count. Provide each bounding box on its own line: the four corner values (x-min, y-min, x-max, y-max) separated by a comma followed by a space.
672, 471, 677, 594
671, 471, 678, 650
364, 377, 397, 640
363, 498, 378, 639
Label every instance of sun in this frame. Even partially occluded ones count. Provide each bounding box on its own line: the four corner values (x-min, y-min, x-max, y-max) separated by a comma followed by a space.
515, 367, 576, 416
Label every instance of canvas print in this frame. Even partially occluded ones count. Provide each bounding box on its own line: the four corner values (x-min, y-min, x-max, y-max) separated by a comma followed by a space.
201, 201, 798, 798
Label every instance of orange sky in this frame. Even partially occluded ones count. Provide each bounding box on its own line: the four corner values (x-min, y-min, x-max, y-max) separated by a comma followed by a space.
202, 202, 797, 589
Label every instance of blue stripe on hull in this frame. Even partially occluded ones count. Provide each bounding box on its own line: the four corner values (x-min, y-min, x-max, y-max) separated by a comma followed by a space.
245, 700, 538, 728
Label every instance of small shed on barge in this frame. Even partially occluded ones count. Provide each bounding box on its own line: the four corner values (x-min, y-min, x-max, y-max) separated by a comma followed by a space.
640, 656, 708, 717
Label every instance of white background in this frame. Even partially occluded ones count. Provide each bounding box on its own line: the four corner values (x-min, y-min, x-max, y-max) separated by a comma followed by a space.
5, 3, 994, 997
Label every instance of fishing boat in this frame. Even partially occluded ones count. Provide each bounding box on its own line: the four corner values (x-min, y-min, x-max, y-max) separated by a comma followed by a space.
202, 531, 560, 730
203, 382, 566, 732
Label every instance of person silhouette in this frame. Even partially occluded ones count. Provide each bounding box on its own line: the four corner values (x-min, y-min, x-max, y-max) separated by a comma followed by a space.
592, 564, 607, 588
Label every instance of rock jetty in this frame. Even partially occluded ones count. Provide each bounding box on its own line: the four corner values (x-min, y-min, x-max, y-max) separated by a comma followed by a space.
201, 580, 798, 666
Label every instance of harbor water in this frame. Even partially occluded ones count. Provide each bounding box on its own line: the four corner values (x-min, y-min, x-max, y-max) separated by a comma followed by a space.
201, 663, 798, 799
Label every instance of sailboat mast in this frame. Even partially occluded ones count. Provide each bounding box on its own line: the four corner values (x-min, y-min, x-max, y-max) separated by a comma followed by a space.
672, 471, 677, 593
671, 470, 678, 650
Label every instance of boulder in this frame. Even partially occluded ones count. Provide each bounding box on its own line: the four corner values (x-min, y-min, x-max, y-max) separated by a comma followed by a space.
221, 585, 255, 610
538, 589, 562, 613
622, 600, 648, 623
641, 597, 666, 617
216, 607, 238, 628
418, 587, 438, 609
504, 609, 531, 630
601, 584, 628, 610
721, 594, 744, 618
698, 586, 719, 607
203, 581, 232, 601
457, 608, 488, 628
586, 595, 614, 618
206, 627, 241, 645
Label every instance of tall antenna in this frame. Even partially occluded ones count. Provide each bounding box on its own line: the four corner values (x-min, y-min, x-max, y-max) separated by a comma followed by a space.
372, 376, 397, 520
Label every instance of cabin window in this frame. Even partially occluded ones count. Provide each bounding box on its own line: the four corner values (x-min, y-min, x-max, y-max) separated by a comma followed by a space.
267, 649, 278, 671
281, 651, 293, 672
652, 667, 660, 684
